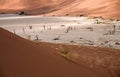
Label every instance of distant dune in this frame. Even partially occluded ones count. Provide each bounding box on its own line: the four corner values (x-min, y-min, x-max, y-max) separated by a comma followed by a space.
0, 0, 120, 19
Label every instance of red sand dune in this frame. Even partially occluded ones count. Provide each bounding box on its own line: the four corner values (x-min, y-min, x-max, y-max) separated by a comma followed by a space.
0, 0, 120, 19
0, 28, 114, 77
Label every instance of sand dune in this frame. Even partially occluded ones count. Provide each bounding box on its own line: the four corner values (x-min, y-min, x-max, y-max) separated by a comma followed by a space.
0, 28, 115, 77
0, 0, 120, 19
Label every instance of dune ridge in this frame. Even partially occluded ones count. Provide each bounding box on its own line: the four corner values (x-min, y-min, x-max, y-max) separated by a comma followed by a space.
0, 28, 115, 77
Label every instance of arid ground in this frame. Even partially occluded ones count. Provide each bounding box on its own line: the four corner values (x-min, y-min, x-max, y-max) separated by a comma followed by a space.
0, 0, 120, 77
0, 27, 120, 77
0, 14, 120, 77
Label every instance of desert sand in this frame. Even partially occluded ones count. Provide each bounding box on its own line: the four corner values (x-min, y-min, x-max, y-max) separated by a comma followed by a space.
0, 14, 120, 77
0, 28, 116, 77
0, 0, 120, 19
0, 0, 120, 77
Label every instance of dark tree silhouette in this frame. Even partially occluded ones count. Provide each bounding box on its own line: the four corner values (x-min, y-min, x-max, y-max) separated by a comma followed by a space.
19, 11, 25, 15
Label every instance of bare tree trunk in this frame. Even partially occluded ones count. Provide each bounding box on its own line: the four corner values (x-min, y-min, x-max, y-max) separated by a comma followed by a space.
23, 28, 25, 33
43, 25, 46, 30
65, 26, 71, 33
35, 34, 39, 40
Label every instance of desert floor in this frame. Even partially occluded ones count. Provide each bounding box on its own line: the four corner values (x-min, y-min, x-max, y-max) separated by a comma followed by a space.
0, 14, 120, 49
0, 14, 120, 77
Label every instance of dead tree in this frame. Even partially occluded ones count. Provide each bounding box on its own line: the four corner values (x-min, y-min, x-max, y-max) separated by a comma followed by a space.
19, 11, 25, 15
29, 25, 32, 29
111, 25, 116, 34
86, 27, 93, 31
53, 35, 61, 40
23, 28, 25, 33
53, 38, 59, 40
70, 26, 73, 30
43, 25, 46, 30
35, 34, 39, 40
65, 26, 71, 33
115, 42, 120, 45
61, 25, 65, 27
113, 25, 116, 30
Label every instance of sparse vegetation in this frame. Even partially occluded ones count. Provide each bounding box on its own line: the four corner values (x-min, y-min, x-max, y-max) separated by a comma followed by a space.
53, 37, 59, 40
43, 25, 46, 30
115, 42, 120, 45
79, 14, 84, 17
59, 48, 73, 61
60, 48, 68, 55
61, 25, 65, 27
65, 26, 73, 33
70, 40, 75, 43
29, 25, 32, 29
86, 27, 93, 31
23, 28, 25, 33
25, 34, 31, 40
35, 34, 39, 40
18, 11, 26, 15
